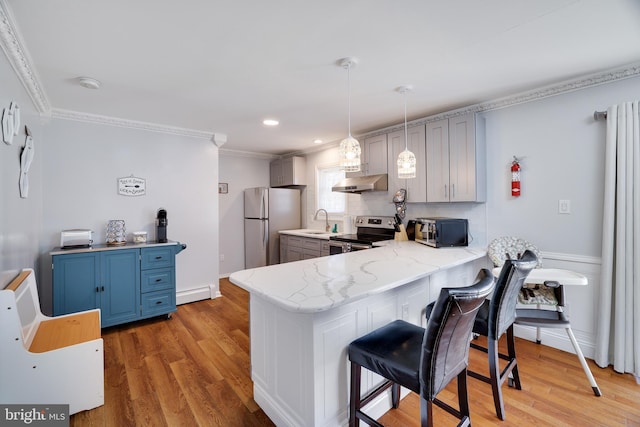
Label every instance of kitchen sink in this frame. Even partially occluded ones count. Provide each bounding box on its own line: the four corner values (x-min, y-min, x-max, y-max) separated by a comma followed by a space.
282, 229, 336, 237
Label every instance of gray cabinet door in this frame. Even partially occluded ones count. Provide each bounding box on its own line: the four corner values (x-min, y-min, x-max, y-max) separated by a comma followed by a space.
448, 114, 476, 202
388, 125, 426, 202
426, 118, 450, 202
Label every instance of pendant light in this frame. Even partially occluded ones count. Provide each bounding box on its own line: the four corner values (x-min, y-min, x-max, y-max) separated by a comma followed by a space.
338, 57, 361, 172
396, 85, 416, 179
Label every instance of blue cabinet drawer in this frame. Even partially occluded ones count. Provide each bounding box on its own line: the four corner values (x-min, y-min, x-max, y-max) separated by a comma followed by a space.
141, 289, 176, 317
141, 268, 174, 293
141, 247, 174, 269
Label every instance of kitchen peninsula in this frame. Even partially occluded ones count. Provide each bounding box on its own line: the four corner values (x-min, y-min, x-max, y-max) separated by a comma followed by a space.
229, 241, 488, 427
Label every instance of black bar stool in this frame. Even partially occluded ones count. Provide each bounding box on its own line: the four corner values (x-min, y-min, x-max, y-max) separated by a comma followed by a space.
348, 268, 494, 427
466, 250, 538, 420
424, 250, 538, 421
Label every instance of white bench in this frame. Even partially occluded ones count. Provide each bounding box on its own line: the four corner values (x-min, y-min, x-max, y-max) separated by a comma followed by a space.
0, 268, 104, 414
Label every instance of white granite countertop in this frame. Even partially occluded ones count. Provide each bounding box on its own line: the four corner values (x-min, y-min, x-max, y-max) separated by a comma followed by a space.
229, 241, 486, 313
279, 229, 341, 240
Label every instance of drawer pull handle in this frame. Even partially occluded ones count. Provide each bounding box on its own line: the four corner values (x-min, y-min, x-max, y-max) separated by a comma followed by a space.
155, 301, 162, 305
96, 286, 99, 293
155, 279, 162, 282
155, 256, 162, 260
101, 286, 105, 292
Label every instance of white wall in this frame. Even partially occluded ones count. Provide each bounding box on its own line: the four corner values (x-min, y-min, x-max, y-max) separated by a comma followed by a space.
0, 46, 44, 287
37, 119, 220, 311
2, 38, 221, 307
218, 152, 271, 276
479, 76, 639, 357
483, 85, 612, 256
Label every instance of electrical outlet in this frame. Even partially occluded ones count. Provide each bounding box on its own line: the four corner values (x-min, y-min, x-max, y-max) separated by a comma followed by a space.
558, 199, 571, 214
219, 254, 225, 261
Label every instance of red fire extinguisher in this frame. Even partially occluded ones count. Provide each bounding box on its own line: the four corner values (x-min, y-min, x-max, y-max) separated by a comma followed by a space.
511, 157, 521, 197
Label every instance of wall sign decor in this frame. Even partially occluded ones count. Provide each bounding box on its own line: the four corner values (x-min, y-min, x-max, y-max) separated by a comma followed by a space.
218, 182, 228, 194
118, 175, 146, 196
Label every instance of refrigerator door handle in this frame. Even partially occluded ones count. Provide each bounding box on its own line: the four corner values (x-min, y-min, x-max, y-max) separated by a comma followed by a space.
260, 190, 266, 219
262, 220, 268, 249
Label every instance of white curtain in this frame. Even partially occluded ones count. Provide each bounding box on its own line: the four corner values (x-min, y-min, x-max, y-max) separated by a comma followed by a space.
595, 101, 640, 379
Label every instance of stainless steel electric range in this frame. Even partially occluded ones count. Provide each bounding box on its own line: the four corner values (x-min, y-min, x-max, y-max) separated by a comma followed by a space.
328, 215, 396, 254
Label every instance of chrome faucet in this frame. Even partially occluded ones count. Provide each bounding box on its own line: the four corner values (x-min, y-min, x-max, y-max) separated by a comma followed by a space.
314, 208, 330, 232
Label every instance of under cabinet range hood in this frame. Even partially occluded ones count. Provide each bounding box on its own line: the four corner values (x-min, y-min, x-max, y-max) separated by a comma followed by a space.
331, 174, 388, 194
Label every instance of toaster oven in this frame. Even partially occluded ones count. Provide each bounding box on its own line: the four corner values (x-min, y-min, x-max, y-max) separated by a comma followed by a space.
414, 218, 468, 248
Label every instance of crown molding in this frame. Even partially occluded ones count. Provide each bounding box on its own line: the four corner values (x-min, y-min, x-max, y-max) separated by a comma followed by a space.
474, 62, 640, 114
219, 147, 277, 160
211, 133, 227, 147
288, 139, 342, 157
358, 62, 640, 140
0, 1, 216, 140
51, 108, 213, 139
0, 0, 50, 113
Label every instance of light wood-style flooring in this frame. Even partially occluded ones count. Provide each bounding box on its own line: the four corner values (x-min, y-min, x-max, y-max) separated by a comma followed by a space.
71, 278, 640, 426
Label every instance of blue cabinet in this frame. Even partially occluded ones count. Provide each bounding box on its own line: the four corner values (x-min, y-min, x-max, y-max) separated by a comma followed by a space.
52, 242, 184, 328
101, 249, 140, 327
52, 252, 100, 316
140, 246, 176, 319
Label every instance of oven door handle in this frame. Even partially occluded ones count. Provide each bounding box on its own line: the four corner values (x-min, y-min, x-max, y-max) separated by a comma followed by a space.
347, 242, 372, 250
328, 241, 372, 251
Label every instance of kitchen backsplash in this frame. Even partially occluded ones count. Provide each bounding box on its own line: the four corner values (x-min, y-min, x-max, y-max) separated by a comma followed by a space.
305, 188, 487, 247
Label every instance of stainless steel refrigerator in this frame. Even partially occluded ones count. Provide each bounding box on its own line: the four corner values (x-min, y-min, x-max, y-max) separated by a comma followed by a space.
244, 187, 300, 268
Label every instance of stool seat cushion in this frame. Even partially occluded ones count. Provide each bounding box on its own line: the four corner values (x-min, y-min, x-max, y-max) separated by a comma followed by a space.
349, 319, 424, 394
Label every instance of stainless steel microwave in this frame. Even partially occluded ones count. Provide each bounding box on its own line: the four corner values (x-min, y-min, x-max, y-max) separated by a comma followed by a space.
414, 217, 468, 248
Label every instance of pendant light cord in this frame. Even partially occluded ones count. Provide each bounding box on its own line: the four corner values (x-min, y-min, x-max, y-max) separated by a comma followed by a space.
347, 63, 352, 138
403, 90, 408, 150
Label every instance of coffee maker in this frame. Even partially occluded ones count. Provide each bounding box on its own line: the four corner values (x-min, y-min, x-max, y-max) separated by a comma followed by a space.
156, 208, 168, 243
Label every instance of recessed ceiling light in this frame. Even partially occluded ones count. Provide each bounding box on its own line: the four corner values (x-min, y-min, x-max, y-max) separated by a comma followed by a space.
77, 77, 101, 89
313, 139, 323, 144
263, 119, 279, 126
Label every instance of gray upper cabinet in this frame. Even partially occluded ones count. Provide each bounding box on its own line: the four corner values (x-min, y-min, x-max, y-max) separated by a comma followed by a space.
425, 113, 485, 202
270, 156, 306, 187
387, 125, 427, 203
346, 134, 388, 178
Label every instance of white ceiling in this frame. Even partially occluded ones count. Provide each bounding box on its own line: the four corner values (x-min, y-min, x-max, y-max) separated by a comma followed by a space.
4, 0, 640, 155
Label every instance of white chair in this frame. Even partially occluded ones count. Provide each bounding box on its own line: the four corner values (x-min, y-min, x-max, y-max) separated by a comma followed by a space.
0, 269, 104, 414
487, 237, 602, 397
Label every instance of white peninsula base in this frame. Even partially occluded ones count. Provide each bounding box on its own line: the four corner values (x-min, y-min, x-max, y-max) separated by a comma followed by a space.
230, 242, 488, 427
